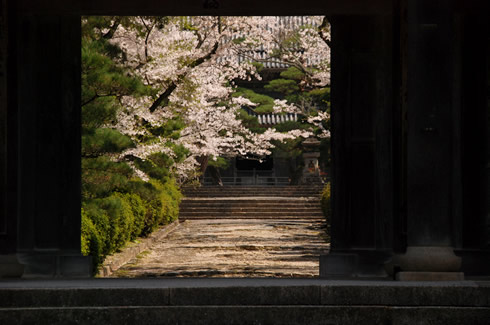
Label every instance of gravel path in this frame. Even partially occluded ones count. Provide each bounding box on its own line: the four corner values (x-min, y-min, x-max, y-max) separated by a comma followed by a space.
113, 219, 330, 278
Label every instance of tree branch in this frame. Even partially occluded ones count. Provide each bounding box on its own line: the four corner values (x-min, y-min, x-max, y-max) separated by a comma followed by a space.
102, 18, 121, 40
81, 94, 99, 107
189, 42, 219, 68
148, 41, 220, 112
148, 82, 178, 113
140, 17, 155, 61
82, 93, 119, 107
318, 16, 331, 48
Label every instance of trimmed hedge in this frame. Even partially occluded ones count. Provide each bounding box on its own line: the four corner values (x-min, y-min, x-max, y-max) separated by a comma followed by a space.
81, 208, 103, 269
321, 182, 331, 238
81, 178, 182, 274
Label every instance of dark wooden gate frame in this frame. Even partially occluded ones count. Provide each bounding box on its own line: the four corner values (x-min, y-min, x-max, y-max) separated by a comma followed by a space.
1, 0, 489, 278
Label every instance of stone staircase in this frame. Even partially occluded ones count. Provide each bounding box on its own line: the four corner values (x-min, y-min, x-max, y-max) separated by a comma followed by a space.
179, 185, 324, 220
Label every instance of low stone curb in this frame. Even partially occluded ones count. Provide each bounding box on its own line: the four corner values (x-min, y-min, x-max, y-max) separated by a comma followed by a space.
98, 220, 181, 277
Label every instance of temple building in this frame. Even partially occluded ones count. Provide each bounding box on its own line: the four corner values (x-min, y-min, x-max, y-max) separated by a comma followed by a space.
204, 16, 328, 186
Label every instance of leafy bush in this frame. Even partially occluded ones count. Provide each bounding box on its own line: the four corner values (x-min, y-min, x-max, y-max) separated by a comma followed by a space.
160, 178, 182, 224
82, 193, 139, 272
104, 193, 136, 250
81, 208, 103, 274
129, 178, 182, 236
82, 201, 111, 256
321, 182, 331, 236
121, 192, 146, 240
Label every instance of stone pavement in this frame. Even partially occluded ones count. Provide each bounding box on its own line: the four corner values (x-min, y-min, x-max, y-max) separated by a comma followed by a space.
113, 218, 330, 278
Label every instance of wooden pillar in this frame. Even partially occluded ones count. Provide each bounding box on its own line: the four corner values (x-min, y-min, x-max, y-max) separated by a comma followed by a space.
390, 0, 464, 279
320, 14, 395, 278
455, 13, 490, 275
11, 14, 91, 277
0, 0, 24, 277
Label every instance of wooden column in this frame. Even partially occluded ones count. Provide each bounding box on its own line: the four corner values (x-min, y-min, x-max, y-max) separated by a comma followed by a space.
0, 0, 24, 277
13, 14, 91, 277
320, 14, 395, 278
390, 0, 464, 279
455, 13, 490, 275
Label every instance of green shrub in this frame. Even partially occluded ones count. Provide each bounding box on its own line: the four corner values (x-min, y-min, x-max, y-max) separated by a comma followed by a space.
321, 182, 331, 236
83, 194, 135, 256
82, 201, 111, 256
128, 179, 163, 235
81, 177, 182, 274
121, 192, 146, 240
97, 194, 135, 253
81, 208, 103, 274
127, 178, 182, 237
160, 178, 182, 224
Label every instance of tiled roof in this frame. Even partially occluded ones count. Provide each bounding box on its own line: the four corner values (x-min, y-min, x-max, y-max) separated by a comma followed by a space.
217, 16, 322, 70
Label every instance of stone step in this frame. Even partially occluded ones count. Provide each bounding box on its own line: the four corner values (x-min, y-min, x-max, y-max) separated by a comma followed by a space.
1, 279, 489, 325
179, 215, 325, 222
179, 208, 323, 214
182, 186, 324, 190
179, 211, 323, 218
180, 206, 321, 210
179, 215, 324, 220
182, 187, 322, 190
182, 197, 320, 201
181, 197, 320, 202
183, 187, 322, 190
180, 200, 321, 206
179, 185, 324, 220
179, 208, 323, 213
182, 186, 323, 198
184, 193, 322, 198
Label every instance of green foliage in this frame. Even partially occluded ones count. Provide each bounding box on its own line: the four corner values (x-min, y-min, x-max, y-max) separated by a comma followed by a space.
251, 62, 264, 72
81, 178, 182, 274
160, 178, 182, 224
82, 128, 134, 157
170, 143, 190, 164
272, 121, 310, 161
80, 17, 185, 276
82, 156, 133, 199
308, 86, 330, 98
132, 152, 175, 184
147, 117, 185, 139
120, 193, 146, 239
279, 66, 305, 80
81, 17, 152, 134
89, 194, 134, 255
127, 178, 182, 237
307, 86, 330, 107
82, 201, 111, 257
274, 120, 309, 133
81, 208, 103, 274
237, 109, 266, 134
264, 79, 299, 95
232, 36, 246, 44
81, 41, 149, 132
233, 87, 275, 113
208, 157, 230, 170
321, 182, 331, 237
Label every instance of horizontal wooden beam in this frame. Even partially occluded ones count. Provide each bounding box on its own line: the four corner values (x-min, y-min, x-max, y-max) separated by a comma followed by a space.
16, 0, 394, 16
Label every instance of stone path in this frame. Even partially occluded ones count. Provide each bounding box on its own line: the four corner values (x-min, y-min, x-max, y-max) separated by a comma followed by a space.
113, 219, 330, 278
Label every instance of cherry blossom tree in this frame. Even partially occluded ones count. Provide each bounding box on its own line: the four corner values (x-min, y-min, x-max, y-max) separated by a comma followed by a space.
95, 16, 330, 183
